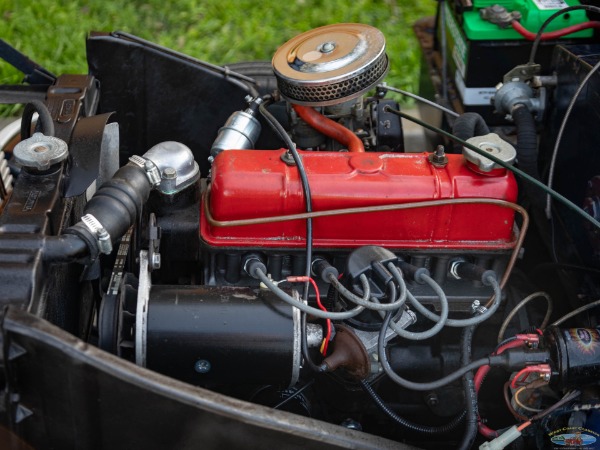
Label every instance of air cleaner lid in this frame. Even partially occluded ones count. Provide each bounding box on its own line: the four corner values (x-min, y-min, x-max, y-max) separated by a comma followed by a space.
272, 23, 389, 106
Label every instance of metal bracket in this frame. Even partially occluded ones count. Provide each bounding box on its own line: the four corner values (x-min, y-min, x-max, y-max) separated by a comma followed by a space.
147, 213, 161, 271
503, 63, 541, 84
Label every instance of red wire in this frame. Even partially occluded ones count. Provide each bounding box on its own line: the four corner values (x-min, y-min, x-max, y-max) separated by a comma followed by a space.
308, 277, 331, 355
511, 20, 600, 41
475, 339, 526, 393
476, 338, 528, 439
287, 276, 332, 355
510, 364, 551, 389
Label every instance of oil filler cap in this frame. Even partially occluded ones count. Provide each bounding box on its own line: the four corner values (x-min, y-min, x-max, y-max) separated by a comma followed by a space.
463, 133, 516, 174
272, 23, 389, 106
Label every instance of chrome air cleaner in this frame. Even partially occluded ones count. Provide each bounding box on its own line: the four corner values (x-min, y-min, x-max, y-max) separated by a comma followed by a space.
272, 23, 389, 106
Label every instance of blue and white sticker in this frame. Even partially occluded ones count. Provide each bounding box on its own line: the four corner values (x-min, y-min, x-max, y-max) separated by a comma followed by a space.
532, 0, 569, 10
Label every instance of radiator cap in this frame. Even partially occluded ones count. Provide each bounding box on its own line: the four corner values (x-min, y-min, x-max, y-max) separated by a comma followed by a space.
463, 133, 516, 174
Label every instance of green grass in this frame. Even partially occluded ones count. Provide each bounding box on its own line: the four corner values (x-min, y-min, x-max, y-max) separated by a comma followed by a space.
0, 0, 435, 115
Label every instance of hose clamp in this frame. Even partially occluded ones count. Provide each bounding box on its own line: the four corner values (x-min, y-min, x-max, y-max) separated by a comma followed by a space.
128, 155, 161, 187
81, 213, 113, 255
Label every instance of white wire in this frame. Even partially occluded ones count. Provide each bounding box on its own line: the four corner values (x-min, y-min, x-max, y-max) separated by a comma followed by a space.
497, 291, 553, 343
545, 60, 600, 219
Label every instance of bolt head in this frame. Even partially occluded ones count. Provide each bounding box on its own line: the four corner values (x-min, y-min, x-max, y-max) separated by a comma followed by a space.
194, 359, 211, 374
162, 167, 177, 179
151, 253, 161, 269
320, 41, 336, 53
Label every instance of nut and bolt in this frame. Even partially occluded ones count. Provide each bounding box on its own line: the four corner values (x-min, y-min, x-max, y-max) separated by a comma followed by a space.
320, 41, 336, 53
471, 300, 488, 315
280, 149, 297, 166
428, 145, 448, 168
426, 393, 439, 407
194, 359, 211, 374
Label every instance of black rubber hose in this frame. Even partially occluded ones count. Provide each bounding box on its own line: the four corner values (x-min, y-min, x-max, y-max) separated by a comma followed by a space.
512, 104, 539, 181
458, 325, 478, 450
65, 163, 152, 257
42, 235, 90, 262
360, 380, 466, 434
451, 112, 490, 142
20, 101, 55, 139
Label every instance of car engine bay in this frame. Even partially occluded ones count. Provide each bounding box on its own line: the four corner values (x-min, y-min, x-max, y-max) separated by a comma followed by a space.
1, 4, 600, 449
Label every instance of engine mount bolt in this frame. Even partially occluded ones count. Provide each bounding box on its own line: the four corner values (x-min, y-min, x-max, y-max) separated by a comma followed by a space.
194, 359, 211, 374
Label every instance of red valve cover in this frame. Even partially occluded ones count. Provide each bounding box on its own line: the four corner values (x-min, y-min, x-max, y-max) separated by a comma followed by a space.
201, 150, 518, 250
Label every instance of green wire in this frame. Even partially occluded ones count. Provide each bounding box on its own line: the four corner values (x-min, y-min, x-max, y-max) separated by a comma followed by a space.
384, 107, 600, 230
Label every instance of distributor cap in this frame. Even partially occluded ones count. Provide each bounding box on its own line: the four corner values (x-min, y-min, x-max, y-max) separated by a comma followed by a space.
272, 23, 389, 106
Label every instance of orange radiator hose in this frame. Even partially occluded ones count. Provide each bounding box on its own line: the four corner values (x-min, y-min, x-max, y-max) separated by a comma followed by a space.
292, 104, 365, 152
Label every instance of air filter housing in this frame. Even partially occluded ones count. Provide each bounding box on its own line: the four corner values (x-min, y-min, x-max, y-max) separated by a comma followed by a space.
272, 23, 389, 106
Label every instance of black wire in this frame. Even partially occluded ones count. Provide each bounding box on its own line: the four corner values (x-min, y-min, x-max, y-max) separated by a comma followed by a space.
20, 101, 55, 139
531, 390, 581, 421
384, 107, 600, 230
529, 262, 600, 278
378, 310, 492, 391
259, 99, 319, 372
440, 0, 448, 102
360, 380, 466, 434
259, 100, 313, 291
457, 325, 478, 450
273, 379, 316, 410
529, 5, 600, 64
301, 313, 324, 373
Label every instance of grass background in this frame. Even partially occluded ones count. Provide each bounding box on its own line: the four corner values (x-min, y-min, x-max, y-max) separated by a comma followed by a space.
0, 0, 435, 115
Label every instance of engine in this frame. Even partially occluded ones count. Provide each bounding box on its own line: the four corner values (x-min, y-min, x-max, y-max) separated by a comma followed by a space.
1, 17, 600, 450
